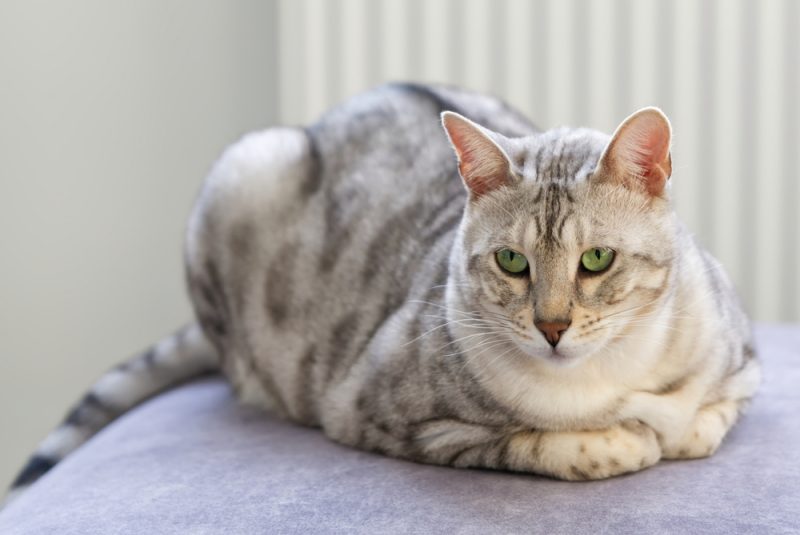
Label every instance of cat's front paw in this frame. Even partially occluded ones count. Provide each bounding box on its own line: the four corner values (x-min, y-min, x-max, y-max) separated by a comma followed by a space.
661, 400, 739, 459
539, 421, 662, 480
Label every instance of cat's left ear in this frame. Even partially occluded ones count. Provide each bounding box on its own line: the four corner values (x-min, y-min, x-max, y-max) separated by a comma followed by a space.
441, 111, 515, 199
594, 107, 672, 197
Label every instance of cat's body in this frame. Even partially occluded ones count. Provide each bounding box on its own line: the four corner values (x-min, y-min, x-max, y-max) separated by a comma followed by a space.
9, 84, 760, 499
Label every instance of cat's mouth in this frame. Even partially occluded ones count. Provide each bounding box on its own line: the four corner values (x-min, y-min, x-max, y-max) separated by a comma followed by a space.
513, 338, 582, 366
545, 348, 570, 361
538, 347, 582, 367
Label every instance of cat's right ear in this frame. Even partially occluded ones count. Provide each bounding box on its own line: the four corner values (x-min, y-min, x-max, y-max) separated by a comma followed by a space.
441, 111, 514, 199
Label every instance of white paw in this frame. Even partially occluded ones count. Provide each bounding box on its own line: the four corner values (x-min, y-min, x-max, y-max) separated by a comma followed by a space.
539, 421, 662, 480
662, 401, 738, 459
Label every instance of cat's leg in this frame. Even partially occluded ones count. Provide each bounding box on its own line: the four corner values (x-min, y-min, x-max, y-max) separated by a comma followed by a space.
619, 354, 760, 459
660, 355, 761, 460
411, 420, 662, 481
620, 391, 727, 459
659, 399, 740, 459
511, 422, 662, 480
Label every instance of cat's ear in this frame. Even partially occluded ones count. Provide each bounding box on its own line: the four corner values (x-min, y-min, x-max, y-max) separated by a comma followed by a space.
595, 107, 672, 197
441, 111, 514, 199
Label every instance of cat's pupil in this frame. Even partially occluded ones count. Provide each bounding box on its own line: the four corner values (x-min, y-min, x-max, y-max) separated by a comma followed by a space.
594, 249, 602, 259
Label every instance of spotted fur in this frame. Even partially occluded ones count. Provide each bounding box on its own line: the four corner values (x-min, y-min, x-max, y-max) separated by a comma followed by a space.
8, 83, 760, 502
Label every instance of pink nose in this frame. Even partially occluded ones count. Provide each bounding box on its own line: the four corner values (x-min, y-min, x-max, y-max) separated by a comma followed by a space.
534, 320, 571, 347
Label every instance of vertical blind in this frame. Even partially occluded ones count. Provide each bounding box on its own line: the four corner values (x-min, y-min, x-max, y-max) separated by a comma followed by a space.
274, 0, 800, 322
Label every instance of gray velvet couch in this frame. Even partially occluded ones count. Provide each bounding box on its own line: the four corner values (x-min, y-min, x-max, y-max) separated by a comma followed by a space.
1, 325, 798, 534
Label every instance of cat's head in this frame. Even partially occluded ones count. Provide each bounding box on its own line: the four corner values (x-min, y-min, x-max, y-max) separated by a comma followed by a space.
442, 108, 677, 366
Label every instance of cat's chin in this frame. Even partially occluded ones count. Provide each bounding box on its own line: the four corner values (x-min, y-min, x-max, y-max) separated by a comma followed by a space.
516, 342, 585, 368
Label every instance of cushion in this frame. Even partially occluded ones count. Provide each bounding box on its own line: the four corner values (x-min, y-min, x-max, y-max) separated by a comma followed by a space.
1, 324, 798, 534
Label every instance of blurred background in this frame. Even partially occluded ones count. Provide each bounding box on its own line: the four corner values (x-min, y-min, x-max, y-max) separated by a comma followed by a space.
0, 0, 797, 491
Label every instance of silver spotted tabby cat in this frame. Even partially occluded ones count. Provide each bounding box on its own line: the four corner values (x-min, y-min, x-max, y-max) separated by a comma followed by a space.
9, 83, 760, 500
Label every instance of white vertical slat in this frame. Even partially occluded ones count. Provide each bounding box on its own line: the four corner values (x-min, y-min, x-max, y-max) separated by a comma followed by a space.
419, 0, 450, 83
486, 0, 507, 98
277, 0, 304, 124
711, 1, 744, 293
786, 0, 800, 320
461, 0, 493, 93
339, 0, 369, 101
380, 0, 411, 81
528, 0, 551, 127
302, 0, 331, 123
587, 0, 618, 133
613, 0, 632, 122
571, 0, 590, 125
628, 0, 658, 110
654, 0, 676, 113
503, 0, 536, 121
754, 0, 784, 321
363, 0, 382, 88
737, 0, 759, 316
546, 0, 575, 127
670, 0, 702, 235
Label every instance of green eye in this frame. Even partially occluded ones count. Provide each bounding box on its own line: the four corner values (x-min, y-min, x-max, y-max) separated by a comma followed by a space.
496, 248, 529, 274
580, 247, 615, 272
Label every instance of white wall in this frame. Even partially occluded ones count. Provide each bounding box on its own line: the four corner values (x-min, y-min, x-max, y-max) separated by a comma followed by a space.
0, 1, 278, 490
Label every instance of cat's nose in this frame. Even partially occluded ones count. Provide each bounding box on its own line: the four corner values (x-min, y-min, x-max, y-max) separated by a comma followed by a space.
534, 320, 571, 347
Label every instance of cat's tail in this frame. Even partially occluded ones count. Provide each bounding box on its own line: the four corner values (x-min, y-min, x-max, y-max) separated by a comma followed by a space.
4, 323, 218, 505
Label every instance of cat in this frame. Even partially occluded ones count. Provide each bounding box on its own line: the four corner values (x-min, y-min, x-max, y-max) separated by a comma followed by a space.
8, 83, 761, 500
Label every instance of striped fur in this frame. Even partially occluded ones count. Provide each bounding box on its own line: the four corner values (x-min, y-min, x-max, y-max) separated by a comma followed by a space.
9, 83, 761, 501
6, 324, 217, 503
184, 84, 759, 479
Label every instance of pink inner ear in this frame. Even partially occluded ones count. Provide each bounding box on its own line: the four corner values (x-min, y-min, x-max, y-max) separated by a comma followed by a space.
443, 114, 510, 198
608, 110, 672, 197
456, 140, 506, 196
633, 126, 670, 178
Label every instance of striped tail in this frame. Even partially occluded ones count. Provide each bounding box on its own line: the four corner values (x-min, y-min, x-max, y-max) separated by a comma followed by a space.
5, 323, 218, 505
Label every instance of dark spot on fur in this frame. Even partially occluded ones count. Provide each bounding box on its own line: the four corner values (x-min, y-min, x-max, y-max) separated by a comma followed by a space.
300, 129, 324, 197
623, 422, 650, 437
467, 254, 483, 277
361, 200, 426, 287
64, 392, 113, 427
228, 221, 253, 260
570, 465, 590, 480
143, 348, 156, 368
716, 409, 730, 428
293, 344, 318, 424
195, 261, 230, 342
727, 342, 757, 377
356, 391, 369, 412
318, 186, 359, 274
652, 374, 691, 396
325, 312, 361, 383
11, 455, 57, 489
265, 244, 295, 326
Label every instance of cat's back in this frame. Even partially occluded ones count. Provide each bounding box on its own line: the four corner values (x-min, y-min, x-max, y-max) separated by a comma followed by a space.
308, 83, 537, 188
185, 83, 537, 420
